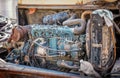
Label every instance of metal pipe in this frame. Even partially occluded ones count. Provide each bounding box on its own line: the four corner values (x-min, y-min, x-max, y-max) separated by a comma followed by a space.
43, 11, 70, 25
62, 11, 92, 35
0, 32, 9, 42
73, 10, 92, 35
62, 18, 86, 35
0, 61, 80, 78
73, 19, 86, 35
62, 14, 77, 26
81, 11, 92, 20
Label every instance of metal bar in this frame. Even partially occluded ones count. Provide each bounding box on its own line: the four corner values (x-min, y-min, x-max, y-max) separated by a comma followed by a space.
0, 62, 80, 78
18, 4, 118, 10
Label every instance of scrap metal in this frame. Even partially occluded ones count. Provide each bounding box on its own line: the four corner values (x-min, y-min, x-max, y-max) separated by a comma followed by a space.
0, 1, 119, 78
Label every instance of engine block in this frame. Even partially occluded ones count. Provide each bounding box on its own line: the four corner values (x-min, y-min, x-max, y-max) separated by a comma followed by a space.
6, 24, 86, 72
28, 25, 85, 60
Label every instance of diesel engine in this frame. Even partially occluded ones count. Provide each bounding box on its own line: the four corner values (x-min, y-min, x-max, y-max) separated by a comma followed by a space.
5, 9, 117, 77
7, 24, 86, 72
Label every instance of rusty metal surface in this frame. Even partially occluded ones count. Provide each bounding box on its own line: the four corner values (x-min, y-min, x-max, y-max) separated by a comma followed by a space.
0, 70, 78, 78
8, 26, 31, 42
18, 4, 118, 10
0, 62, 81, 78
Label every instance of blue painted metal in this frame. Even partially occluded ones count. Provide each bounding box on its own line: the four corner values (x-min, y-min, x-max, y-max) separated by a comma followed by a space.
30, 25, 74, 39
49, 38, 58, 55
30, 25, 75, 55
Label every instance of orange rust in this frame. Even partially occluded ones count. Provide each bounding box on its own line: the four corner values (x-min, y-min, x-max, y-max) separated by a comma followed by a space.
28, 8, 36, 14
81, 10, 92, 20
0, 69, 79, 78
8, 26, 31, 43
